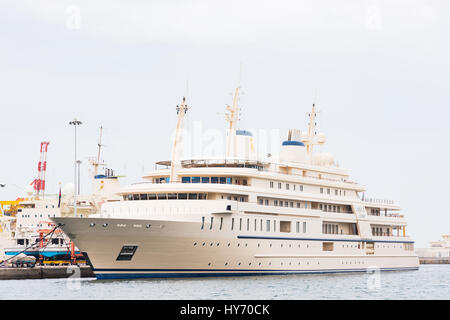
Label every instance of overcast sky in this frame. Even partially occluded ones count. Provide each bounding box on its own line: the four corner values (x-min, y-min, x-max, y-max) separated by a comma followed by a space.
1, 0, 449, 247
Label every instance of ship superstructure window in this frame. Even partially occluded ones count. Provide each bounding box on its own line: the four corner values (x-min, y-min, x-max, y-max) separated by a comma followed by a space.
286, 184, 289, 190
266, 220, 270, 232
280, 221, 291, 233
270, 181, 274, 188
296, 222, 300, 233
320, 188, 323, 194
299, 185, 304, 192
201, 217, 205, 229
192, 177, 201, 183
202, 177, 210, 183
231, 218, 234, 230
278, 183, 282, 189
220, 217, 223, 230
116, 245, 138, 261
210, 217, 213, 229
303, 222, 307, 233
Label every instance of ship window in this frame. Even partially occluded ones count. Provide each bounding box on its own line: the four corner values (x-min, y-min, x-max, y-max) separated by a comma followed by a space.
182, 177, 191, 183
220, 217, 223, 230
188, 193, 198, 200
17, 239, 24, 245
211, 177, 219, 184
274, 200, 278, 206
285, 201, 288, 207
192, 177, 201, 183
201, 217, 205, 230
168, 193, 177, 200
239, 218, 242, 231
148, 194, 157, 200
297, 202, 300, 208
278, 183, 282, 189
116, 245, 138, 261
286, 184, 289, 190
178, 193, 187, 200
202, 177, 210, 183
220, 177, 226, 184
296, 222, 300, 233
323, 242, 334, 251
280, 221, 291, 233
198, 193, 207, 200
210, 217, 213, 230
254, 219, 257, 231
158, 194, 167, 200
273, 220, 276, 232
52, 238, 59, 245
140, 194, 148, 200
320, 188, 323, 194
133, 194, 140, 201
327, 189, 330, 194
123, 196, 127, 201
231, 218, 234, 230
290, 202, 293, 208
335, 189, 338, 195
258, 198, 263, 205
303, 222, 307, 233
279, 201, 283, 207
266, 220, 270, 232
260, 219, 263, 231
265, 199, 269, 206
127, 194, 133, 201
300, 185, 304, 191
293, 185, 296, 191
247, 219, 250, 231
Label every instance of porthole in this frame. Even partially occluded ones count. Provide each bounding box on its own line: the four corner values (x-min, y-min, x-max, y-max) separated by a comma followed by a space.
102, 223, 108, 227
225, 262, 228, 266
194, 243, 197, 246
238, 262, 241, 266
146, 224, 151, 228
249, 263, 251, 266
210, 243, 213, 246
228, 243, 230, 247
216, 243, 219, 246
89, 223, 95, 227
202, 243, 205, 246
208, 263, 211, 266
238, 243, 240, 247
259, 262, 261, 266
245, 243, 248, 247
258, 244, 260, 247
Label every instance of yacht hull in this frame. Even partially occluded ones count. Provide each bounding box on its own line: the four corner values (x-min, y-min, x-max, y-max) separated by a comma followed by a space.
52, 217, 419, 279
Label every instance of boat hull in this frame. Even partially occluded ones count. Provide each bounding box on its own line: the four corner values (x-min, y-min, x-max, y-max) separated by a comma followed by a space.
52, 216, 419, 279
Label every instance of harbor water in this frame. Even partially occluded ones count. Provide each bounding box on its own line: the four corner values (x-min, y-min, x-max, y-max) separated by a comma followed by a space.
0, 264, 449, 300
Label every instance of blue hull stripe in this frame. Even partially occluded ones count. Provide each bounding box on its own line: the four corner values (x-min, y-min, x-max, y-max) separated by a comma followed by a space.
237, 235, 415, 244
94, 267, 419, 280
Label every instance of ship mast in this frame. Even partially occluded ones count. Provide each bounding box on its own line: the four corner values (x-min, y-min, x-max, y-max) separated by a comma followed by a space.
170, 97, 189, 183
91, 126, 105, 177
225, 87, 241, 158
305, 103, 317, 155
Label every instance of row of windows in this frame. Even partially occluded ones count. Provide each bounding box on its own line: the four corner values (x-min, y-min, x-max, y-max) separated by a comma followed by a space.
323, 223, 339, 235
258, 198, 308, 209
320, 187, 346, 197
270, 181, 304, 192
19, 214, 55, 219
372, 227, 391, 236
123, 193, 208, 201
319, 203, 352, 214
200, 216, 307, 233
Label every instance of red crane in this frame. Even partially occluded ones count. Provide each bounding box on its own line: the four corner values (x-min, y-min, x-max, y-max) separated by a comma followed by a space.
30, 141, 50, 199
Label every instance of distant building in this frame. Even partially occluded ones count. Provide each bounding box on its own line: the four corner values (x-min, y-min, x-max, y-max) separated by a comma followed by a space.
416, 235, 450, 258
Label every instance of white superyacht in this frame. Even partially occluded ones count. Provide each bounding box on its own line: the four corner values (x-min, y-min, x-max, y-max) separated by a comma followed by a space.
53, 88, 419, 279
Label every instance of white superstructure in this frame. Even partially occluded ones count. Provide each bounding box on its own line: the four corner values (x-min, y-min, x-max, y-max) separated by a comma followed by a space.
53, 89, 419, 279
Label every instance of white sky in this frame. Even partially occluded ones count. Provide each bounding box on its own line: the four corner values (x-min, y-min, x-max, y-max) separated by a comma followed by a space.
1, 0, 449, 247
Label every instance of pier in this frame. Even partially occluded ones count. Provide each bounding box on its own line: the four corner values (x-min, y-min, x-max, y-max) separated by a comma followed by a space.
0, 265, 94, 280
419, 257, 450, 264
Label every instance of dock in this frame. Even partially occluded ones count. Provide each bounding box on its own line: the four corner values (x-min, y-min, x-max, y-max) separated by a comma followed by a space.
0, 265, 95, 280
419, 257, 450, 264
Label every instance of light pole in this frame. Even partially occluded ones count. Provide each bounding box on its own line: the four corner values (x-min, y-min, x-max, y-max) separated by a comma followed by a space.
76, 160, 82, 195
69, 119, 82, 217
